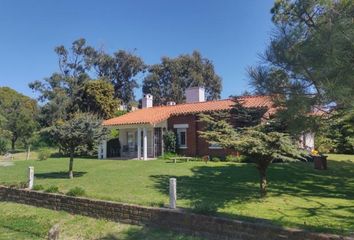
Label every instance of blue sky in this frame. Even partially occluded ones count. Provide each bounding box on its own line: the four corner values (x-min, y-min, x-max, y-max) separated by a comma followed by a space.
0, 0, 274, 100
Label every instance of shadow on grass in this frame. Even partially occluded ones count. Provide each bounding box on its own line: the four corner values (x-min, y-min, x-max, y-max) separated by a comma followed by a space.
35, 171, 87, 179
99, 226, 199, 240
150, 159, 354, 234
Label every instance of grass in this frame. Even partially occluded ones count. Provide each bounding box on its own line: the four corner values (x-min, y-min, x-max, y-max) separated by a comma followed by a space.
0, 153, 353, 235
0, 202, 200, 240
0, 148, 56, 161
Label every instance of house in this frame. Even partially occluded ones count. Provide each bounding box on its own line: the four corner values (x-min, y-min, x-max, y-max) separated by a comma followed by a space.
98, 87, 314, 160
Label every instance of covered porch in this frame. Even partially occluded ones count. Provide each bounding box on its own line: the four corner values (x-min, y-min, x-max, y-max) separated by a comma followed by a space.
98, 122, 166, 160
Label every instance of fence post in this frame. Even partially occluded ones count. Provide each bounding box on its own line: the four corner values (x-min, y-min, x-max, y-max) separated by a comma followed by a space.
169, 178, 177, 209
28, 166, 34, 190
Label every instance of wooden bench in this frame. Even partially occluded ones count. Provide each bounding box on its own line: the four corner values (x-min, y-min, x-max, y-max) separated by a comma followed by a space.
170, 156, 194, 163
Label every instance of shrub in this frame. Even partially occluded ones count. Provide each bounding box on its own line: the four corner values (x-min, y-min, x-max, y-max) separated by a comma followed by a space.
66, 187, 86, 197
225, 154, 248, 163
37, 149, 51, 161
45, 185, 59, 193
0, 138, 7, 155
163, 131, 177, 153
32, 185, 44, 191
161, 151, 177, 159
225, 155, 236, 162
211, 156, 220, 162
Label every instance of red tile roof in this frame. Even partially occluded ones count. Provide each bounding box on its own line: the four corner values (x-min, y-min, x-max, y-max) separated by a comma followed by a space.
103, 95, 275, 126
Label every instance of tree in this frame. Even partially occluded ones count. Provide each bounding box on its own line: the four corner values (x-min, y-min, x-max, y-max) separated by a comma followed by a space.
91, 50, 146, 107
0, 87, 38, 151
143, 51, 222, 105
248, 0, 354, 133
163, 131, 177, 153
79, 79, 119, 119
316, 108, 354, 153
199, 100, 305, 196
30, 39, 144, 125
51, 113, 107, 179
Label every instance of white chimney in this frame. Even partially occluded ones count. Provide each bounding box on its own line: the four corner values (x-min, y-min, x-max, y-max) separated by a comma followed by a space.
185, 87, 205, 103
142, 94, 153, 108
166, 101, 176, 106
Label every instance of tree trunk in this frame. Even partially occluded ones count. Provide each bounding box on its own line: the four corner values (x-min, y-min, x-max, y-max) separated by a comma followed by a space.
257, 159, 271, 197
259, 168, 267, 197
11, 139, 15, 152
68, 151, 74, 179
26, 145, 31, 160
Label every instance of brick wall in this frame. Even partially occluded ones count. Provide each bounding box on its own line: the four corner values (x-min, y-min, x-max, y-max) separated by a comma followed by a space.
167, 114, 236, 158
0, 186, 351, 240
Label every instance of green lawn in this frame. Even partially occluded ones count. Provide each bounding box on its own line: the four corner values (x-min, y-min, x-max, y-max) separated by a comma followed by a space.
0, 154, 353, 235
0, 202, 199, 240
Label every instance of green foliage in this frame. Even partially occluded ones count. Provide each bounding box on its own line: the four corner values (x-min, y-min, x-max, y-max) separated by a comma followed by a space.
225, 154, 247, 163
249, 0, 354, 134
211, 156, 221, 162
29, 39, 144, 126
79, 79, 119, 119
51, 112, 107, 178
0, 87, 38, 151
66, 186, 86, 197
37, 149, 51, 161
32, 185, 44, 191
109, 128, 120, 139
199, 100, 305, 196
143, 51, 222, 105
44, 185, 59, 193
0, 138, 7, 155
163, 131, 177, 153
51, 113, 107, 155
114, 109, 128, 117
316, 109, 354, 154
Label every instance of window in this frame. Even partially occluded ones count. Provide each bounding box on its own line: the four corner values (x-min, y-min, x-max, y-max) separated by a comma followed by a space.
177, 128, 187, 148
209, 142, 222, 149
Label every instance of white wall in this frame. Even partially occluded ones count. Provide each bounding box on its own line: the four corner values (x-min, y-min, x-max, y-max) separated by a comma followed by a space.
186, 87, 205, 103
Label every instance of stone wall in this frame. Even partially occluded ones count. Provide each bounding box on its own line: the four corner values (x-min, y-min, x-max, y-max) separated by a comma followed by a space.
0, 186, 351, 240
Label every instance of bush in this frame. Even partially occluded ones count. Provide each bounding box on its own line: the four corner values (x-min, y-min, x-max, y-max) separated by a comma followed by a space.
211, 156, 220, 162
37, 149, 51, 161
66, 187, 86, 197
32, 185, 44, 191
0, 138, 7, 155
163, 131, 177, 153
45, 185, 59, 193
225, 154, 247, 163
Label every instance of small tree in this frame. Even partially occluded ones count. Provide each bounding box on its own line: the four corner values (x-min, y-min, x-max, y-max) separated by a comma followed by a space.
199, 101, 305, 197
0, 137, 7, 155
163, 131, 177, 153
51, 113, 107, 179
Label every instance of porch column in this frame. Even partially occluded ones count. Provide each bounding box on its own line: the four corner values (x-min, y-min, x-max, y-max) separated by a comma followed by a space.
161, 128, 165, 156
98, 139, 107, 159
143, 127, 147, 160
137, 128, 141, 160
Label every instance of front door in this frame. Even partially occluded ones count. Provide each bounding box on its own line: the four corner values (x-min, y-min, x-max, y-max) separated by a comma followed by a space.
107, 138, 120, 158
154, 128, 162, 157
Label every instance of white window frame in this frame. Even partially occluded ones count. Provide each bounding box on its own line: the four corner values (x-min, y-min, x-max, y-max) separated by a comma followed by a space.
209, 142, 222, 149
176, 128, 187, 149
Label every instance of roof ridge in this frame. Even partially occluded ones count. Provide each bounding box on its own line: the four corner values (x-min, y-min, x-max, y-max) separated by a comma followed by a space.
235, 95, 271, 99
145, 98, 233, 110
